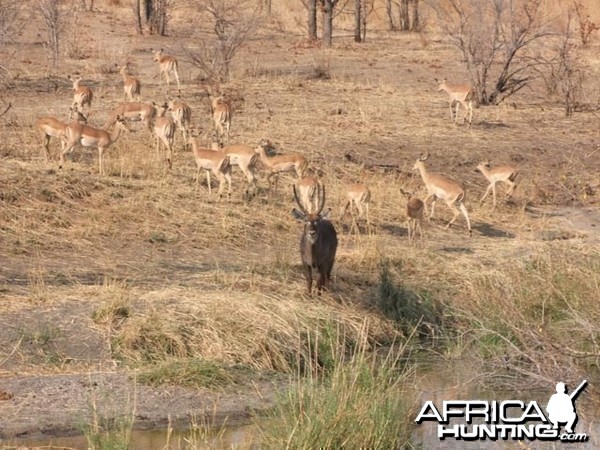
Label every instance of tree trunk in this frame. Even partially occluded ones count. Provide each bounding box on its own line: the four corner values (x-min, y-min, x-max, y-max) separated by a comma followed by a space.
321, 0, 337, 47
264, 0, 272, 15
133, 0, 143, 34
410, 0, 419, 31
385, 0, 395, 30
308, 0, 317, 41
354, 0, 361, 42
399, 0, 409, 31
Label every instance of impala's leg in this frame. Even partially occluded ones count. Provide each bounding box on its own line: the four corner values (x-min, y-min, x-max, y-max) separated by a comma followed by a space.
467, 100, 473, 126
224, 169, 232, 201
446, 202, 460, 228
480, 184, 493, 204
429, 196, 437, 222
459, 202, 472, 235
60, 141, 75, 170
98, 147, 104, 176
206, 170, 212, 197
173, 69, 180, 92
491, 182, 498, 210
194, 166, 201, 191
506, 180, 517, 198
417, 219, 424, 245
166, 142, 173, 170
365, 202, 371, 234
406, 219, 412, 243
449, 101, 454, 121
43, 135, 52, 162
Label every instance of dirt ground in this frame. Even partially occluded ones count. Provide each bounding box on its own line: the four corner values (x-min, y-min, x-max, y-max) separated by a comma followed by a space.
1, 0, 599, 444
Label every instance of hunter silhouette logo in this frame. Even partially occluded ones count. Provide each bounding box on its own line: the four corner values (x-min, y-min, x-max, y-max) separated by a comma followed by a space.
415, 379, 589, 442
547, 380, 587, 434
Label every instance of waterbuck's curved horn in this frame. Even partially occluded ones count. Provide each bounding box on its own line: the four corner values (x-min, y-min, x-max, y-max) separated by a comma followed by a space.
293, 184, 308, 215
316, 184, 326, 216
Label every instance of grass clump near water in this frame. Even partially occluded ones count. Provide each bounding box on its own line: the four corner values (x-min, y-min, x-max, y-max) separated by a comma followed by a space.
258, 328, 416, 449
137, 358, 240, 389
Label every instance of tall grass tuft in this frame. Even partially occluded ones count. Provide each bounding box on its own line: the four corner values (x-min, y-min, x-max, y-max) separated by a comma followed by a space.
258, 326, 415, 449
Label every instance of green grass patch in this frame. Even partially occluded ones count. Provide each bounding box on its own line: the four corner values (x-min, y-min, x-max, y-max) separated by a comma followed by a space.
137, 358, 240, 389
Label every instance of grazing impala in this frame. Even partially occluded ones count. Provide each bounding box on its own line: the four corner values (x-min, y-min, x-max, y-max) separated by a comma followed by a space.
167, 99, 192, 148
119, 65, 141, 101
104, 101, 156, 132
292, 184, 338, 295
341, 183, 371, 233
413, 153, 472, 235
437, 78, 474, 126
188, 134, 232, 201
36, 108, 87, 162
401, 188, 424, 244
295, 175, 321, 214
255, 140, 308, 195
152, 49, 180, 91
476, 161, 518, 209
61, 116, 129, 176
216, 140, 259, 201
68, 75, 93, 120
153, 103, 176, 169
212, 95, 232, 144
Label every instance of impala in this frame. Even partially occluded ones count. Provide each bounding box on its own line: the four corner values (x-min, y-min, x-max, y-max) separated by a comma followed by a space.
104, 101, 156, 132
36, 108, 87, 162
153, 103, 176, 169
413, 153, 472, 235
216, 141, 260, 201
119, 65, 141, 101
188, 134, 232, 201
68, 75, 93, 119
212, 95, 232, 144
61, 116, 129, 176
341, 183, 371, 233
167, 99, 192, 148
295, 175, 321, 214
292, 184, 338, 295
255, 140, 308, 195
152, 49, 180, 91
476, 161, 518, 209
437, 78, 474, 126
400, 188, 424, 244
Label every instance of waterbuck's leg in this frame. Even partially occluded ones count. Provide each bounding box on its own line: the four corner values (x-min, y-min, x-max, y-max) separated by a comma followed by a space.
304, 264, 313, 295
316, 270, 324, 295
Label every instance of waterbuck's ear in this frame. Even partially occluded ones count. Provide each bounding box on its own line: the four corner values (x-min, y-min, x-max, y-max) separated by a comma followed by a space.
321, 208, 333, 220
291, 208, 306, 222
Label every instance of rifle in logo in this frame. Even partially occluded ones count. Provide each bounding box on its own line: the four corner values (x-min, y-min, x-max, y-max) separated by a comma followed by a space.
546, 379, 587, 434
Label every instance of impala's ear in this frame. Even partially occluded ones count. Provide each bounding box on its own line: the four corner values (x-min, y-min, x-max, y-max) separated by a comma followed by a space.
292, 208, 306, 222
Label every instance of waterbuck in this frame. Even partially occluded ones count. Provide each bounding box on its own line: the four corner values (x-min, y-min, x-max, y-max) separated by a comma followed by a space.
292, 184, 338, 295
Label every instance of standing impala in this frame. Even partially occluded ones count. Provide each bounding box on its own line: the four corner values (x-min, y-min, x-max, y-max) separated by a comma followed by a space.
36, 109, 87, 162
476, 161, 518, 209
292, 184, 338, 296
167, 99, 192, 148
153, 103, 176, 169
104, 101, 156, 132
413, 153, 472, 235
68, 75, 93, 120
212, 95, 232, 144
437, 78, 474, 126
61, 116, 129, 175
188, 134, 232, 201
216, 140, 260, 201
341, 183, 371, 233
255, 140, 308, 196
401, 188, 424, 245
152, 49, 180, 92
119, 65, 141, 101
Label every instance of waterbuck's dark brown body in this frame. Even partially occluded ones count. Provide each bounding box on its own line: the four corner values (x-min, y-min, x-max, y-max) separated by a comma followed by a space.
292, 185, 338, 295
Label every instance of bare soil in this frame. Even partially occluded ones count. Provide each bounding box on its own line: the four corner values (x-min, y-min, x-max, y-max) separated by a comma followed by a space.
1, 0, 599, 444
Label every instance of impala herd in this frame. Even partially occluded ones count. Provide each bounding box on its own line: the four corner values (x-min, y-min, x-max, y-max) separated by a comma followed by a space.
33, 50, 520, 295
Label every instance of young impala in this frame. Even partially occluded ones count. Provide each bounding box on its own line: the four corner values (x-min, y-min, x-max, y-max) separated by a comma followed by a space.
295, 175, 321, 214
255, 140, 308, 196
476, 161, 518, 209
437, 78, 474, 126
153, 103, 176, 169
212, 95, 232, 144
68, 75, 93, 120
36, 108, 87, 162
341, 183, 371, 233
119, 65, 141, 101
216, 140, 260, 201
292, 184, 338, 296
152, 49, 180, 92
167, 99, 192, 148
188, 133, 232, 201
104, 101, 156, 132
400, 188, 424, 245
413, 153, 472, 235
61, 116, 129, 176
